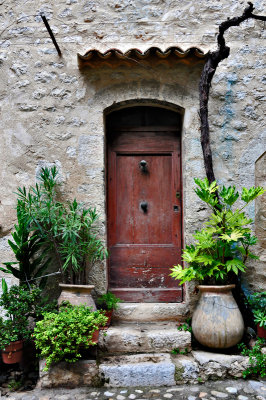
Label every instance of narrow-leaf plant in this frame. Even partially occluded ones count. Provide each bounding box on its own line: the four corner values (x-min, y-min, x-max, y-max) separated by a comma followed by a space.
16, 166, 107, 284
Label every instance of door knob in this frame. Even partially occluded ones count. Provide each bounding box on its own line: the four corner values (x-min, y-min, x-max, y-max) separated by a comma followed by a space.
139, 160, 148, 173
140, 201, 148, 213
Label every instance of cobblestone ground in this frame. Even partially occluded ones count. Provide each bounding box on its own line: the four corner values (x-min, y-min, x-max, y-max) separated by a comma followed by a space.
2, 380, 266, 400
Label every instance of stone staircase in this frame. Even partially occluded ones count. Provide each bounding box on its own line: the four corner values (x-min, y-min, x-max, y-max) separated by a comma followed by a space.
37, 303, 250, 388
97, 303, 192, 386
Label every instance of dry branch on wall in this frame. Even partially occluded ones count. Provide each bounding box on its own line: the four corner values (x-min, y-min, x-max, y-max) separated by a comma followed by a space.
199, 2, 266, 183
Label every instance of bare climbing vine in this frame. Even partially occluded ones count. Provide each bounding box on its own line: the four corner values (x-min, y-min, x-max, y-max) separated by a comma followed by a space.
199, 2, 266, 183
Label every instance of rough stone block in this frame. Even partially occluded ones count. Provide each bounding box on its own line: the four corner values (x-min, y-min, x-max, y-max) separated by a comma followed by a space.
99, 322, 191, 354
99, 353, 176, 387
37, 359, 100, 388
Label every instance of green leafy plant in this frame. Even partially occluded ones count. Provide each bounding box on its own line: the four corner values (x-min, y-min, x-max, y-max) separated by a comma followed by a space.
33, 304, 108, 370
0, 201, 51, 289
8, 379, 23, 391
253, 310, 266, 328
16, 166, 107, 284
239, 339, 266, 378
171, 347, 189, 355
246, 291, 266, 310
245, 291, 266, 329
170, 178, 264, 285
97, 292, 122, 311
177, 318, 192, 333
0, 285, 44, 350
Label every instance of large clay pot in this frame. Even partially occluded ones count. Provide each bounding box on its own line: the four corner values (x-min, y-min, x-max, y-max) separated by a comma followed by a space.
58, 284, 96, 311
1, 340, 24, 364
192, 285, 244, 349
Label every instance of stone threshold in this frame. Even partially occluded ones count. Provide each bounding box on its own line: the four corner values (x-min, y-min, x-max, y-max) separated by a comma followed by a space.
38, 350, 250, 388
113, 302, 189, 322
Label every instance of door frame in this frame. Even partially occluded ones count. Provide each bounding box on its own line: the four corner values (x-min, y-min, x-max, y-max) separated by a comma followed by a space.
105, 103, 184, 302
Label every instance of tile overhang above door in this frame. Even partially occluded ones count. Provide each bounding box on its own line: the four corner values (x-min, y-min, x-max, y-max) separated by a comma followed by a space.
77, 46, 207, 69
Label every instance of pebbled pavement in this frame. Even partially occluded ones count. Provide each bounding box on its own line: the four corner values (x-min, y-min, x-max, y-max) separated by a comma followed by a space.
1, 379, 266, 400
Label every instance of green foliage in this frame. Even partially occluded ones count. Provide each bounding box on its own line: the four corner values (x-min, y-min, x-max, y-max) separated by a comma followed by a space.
246, 291, 266, 311
8, 379, 23, 391
0, 201, 51, 289
170, 178, 265, 285
97, 292, 122, 310
171, 347, 189, 355
0, 285, 44, 350
177, 318, 192, 333
246, 292, 266, 328
33, 304, 108, 370
239, 339, 266, 378
16, 166, 107, 284
253, 310, 266, 328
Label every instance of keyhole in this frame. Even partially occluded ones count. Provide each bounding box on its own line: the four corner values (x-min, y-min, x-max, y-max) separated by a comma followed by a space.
140, 201, 148, 213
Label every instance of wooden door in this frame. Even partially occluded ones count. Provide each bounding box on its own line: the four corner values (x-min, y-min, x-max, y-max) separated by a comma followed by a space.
107, 108, 182, 302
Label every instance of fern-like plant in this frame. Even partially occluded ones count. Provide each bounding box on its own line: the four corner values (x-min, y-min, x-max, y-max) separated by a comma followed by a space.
170, 178, 264, 285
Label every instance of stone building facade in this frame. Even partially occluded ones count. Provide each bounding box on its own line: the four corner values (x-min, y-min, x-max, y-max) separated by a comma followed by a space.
0, 0, 265, 314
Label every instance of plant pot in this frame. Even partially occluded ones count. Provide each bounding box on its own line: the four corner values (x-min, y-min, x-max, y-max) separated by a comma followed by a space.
91, 329, 99, 344
104, 310, 113, 327
58, 284, 96, 310
1, 340, 24, 364
192, 285, 244, 349
257, 323, 266, 339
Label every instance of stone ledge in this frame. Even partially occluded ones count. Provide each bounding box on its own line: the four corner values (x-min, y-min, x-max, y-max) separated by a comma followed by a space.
173, 351, 250, 383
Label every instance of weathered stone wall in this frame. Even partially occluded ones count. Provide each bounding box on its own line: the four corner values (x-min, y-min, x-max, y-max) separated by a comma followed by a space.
0, 0, 265, 304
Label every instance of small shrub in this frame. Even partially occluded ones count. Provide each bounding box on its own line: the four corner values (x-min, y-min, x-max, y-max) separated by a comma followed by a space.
97, 292, 122, 310
33, 304, 108, 370
238, 339, 266, 378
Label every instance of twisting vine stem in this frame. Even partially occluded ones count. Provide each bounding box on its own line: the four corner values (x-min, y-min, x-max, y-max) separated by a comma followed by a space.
199, 2, 266, 183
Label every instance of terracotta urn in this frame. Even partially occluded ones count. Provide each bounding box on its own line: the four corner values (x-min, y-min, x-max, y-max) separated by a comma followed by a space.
1, 340, 24, 364
192, 285, 244, 349
58, 284, 97, 311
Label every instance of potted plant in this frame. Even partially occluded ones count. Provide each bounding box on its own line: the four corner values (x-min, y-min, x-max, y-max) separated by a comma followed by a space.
33, 303, 108, 371
0, 200, 51, 290
0, 284, 42, 364
246, 292, 266, 338
97, 292, 122, 327
170, 178, 264, 349
16, 166, 108, 308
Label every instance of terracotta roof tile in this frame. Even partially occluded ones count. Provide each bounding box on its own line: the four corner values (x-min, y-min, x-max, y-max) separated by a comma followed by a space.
78, 46, 207, 69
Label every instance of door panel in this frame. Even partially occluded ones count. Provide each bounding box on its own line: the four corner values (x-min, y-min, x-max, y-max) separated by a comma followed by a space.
116, 154, 172, 244
107, 125, 182, 302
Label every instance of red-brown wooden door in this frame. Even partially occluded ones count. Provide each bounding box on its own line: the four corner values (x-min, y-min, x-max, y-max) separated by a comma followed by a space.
107, 109, 182, 302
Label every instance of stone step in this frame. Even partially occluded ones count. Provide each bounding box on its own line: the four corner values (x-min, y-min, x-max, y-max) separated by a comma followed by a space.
113, 302, 189, 322
99, 353, 176, 387
99, 322, 191, 354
